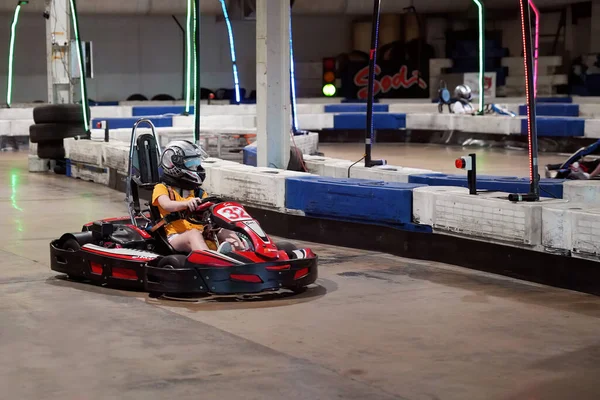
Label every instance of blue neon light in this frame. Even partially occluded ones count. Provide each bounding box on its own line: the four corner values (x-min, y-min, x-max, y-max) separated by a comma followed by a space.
289, 9, 299, 132
219, 0, 241, 104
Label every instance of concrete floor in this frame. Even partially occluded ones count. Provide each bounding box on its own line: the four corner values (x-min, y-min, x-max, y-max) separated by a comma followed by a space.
2, 150, 600, 400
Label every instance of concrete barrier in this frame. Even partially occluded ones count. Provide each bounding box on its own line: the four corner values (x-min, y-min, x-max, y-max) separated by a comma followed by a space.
413, 186, 565, 246
64, 139, 104, 166
563, 181, 600, 204
541, 202, 588, 255
208, 164, 312, 210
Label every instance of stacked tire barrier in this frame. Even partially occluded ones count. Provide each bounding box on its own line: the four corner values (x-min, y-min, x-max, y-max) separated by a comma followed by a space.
29, 104, 89, 174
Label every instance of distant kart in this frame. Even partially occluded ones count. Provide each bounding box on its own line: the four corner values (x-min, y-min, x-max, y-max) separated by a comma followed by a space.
49, 119, 318, 296
545, 140, 600, 179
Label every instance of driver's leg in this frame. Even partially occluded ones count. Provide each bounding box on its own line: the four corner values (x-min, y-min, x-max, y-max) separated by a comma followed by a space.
217, 229, 244, 249
169, 229, 210, 252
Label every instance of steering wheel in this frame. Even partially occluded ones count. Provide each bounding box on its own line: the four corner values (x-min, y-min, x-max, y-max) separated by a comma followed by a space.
183, 196, 223, 225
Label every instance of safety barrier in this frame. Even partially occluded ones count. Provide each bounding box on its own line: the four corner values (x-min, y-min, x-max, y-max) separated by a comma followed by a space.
5, 101, 600, 138
285, 176, 427, 230
413, 186, 567, 247
27, 137, 600, 265
408, 173, 565, 199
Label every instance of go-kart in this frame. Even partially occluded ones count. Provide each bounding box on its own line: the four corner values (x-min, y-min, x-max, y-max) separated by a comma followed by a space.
49, 119, 318, 296
545, 139, 600, 179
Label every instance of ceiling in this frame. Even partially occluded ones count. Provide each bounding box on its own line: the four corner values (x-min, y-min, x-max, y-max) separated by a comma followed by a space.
0, 0, 586, 16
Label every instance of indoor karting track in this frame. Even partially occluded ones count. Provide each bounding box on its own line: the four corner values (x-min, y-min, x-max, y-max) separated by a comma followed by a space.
2, 150, 600, 400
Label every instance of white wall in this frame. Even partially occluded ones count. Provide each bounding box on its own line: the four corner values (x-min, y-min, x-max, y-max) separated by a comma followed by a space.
0, 13, 352, 103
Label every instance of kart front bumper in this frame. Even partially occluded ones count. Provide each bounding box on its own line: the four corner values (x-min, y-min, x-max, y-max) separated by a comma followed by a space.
145, 257, 318, 295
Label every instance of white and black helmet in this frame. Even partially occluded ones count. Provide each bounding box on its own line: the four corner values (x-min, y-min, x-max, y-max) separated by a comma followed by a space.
160, 140, 208, 189
454, 84, 473, 102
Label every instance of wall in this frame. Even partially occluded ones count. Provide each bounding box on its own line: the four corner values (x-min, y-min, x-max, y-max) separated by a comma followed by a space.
0, 12, 352, 103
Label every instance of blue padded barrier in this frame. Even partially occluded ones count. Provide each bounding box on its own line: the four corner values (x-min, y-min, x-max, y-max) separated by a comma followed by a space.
519, 117, 585, 137
341, 98, 379, 103
332, 113, 406, 130
285, 176, 428, 231
89, 101, 119, 106
518, 104, 579, 117
243, 145, 257, 167
324, 104, 389, 113
132, 106, 193, 116
90, 116, 173, 129
537, 97, 573, 103
408, 173, 565, 198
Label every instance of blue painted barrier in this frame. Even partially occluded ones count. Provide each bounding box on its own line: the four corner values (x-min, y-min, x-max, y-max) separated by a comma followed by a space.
324, 104, 389, 113
520, 117, 585, 137
243, 145, 257, 167
537, 97, 573, 103
518, 104, 579, 117
91, 116, 174, 129
408, 173, 565, 198
332, 113, 406, 130
132, 106, 192, 116
285, 176, 427, 230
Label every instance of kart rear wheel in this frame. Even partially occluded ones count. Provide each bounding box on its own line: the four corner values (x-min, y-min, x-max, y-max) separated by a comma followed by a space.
157, 255, 187, 269
62, 238, 85, 281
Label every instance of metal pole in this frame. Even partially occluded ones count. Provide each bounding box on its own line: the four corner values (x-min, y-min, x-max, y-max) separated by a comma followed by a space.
69, 0, 90, 132
364, 0, 385, 167
509, 0, 539, 201
289, 3, 299, 134
193, 0, 201, 143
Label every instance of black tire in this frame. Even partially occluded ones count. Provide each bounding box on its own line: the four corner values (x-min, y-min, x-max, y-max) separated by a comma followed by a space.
157, 255, 187, 269
287, 146, 306, 172
37, 140, 65, 159
53, 163, 66, 175
151, 94, 175, 101
30, 123, 87, 143
127, 93, 148, 101
62, 238, 81, 252
61, 239, 85, 281
275, 241, 299, 257
33, 104, 87, 124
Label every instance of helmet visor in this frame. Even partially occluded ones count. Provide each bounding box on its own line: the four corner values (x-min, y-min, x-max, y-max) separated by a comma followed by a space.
183, 156, 203, 169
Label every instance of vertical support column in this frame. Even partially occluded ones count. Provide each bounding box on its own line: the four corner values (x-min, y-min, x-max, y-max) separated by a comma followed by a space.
46, 0, 72, 104
591, 1, 600, 53
193, 0, 201, 143
256, 0, 291, 169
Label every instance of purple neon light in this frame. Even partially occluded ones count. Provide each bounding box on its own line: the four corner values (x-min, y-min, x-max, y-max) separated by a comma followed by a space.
529, 0, 539, 97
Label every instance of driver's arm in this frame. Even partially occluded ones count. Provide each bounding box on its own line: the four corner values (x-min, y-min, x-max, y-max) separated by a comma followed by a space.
156, 195, 200, 213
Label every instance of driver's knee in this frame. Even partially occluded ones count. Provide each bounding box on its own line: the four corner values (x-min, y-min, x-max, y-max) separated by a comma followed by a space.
187, 229, 209, 251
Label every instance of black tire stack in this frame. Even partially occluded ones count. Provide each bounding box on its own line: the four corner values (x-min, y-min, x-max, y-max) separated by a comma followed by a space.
29, 104, 89, 174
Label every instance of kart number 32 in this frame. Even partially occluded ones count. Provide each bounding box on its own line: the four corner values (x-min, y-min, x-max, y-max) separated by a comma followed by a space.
217, 205, 251, 222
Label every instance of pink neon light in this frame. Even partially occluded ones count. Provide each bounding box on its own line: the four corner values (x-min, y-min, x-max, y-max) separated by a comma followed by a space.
520, 0, 533, 182
529, 0, 539, 97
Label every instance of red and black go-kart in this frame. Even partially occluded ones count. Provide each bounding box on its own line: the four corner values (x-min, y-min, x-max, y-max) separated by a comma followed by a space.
49, 119, 318, 296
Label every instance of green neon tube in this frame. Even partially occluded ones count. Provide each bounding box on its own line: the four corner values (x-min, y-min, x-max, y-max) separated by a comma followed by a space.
6, 3, 24, 108
471, 0, 485, 114
185, 0, 193, 113
69, 0, 90, 132
193, 0, 197, 109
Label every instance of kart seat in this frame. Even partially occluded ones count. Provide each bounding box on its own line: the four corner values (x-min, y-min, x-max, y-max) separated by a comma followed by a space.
127, 132, 183, 255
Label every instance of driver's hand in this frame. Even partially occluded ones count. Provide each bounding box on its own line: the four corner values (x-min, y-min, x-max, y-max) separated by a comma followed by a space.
186, 197, 202, 211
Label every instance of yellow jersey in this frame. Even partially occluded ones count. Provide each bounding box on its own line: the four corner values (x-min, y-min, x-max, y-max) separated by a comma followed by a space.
151, 183, 208, 237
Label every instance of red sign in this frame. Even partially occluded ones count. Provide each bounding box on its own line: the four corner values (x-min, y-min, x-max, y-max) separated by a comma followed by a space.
353, 65, 428, 99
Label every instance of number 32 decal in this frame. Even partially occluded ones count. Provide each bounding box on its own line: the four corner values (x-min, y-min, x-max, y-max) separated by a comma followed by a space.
216, 205, 251, 222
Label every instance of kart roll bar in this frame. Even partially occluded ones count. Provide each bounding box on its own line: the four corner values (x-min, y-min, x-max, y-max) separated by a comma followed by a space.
126, 119, 163, 226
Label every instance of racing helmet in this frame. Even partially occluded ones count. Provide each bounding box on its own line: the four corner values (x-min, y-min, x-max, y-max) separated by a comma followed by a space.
454, 84, 473, 102
160, 140, 208, 189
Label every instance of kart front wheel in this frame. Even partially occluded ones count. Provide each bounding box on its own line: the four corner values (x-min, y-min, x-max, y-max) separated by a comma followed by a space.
275, 241, 298, 257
